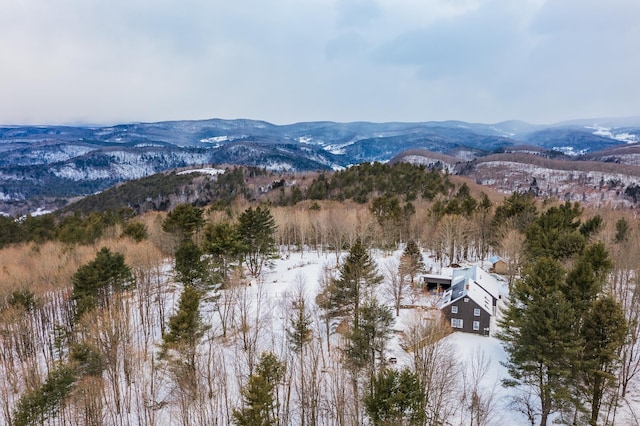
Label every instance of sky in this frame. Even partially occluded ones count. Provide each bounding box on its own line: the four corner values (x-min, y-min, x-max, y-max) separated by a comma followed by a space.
0, 0, 638, 126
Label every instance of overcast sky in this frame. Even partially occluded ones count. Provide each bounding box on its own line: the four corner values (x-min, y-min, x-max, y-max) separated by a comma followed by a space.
0, 0, 638, 125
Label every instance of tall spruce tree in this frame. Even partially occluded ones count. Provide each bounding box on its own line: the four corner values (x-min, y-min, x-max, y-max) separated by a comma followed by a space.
579, 296, 628, 425
318, 238, 384, 423
499, 257, 580, 426
345, 298, 394, 374
501, 201, 628, 426
525, 201, 585, 261
237, 205, 277, 277
287, 293, 313, 426
324, 238, 383, 325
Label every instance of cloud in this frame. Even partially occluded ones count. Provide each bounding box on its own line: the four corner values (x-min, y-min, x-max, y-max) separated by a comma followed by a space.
0, 0, 638, 125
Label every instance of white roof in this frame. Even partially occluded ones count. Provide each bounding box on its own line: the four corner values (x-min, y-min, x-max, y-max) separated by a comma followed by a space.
442, 265, 506, 315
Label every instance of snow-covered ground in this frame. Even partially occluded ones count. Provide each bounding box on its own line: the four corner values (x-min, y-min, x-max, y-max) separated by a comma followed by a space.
254, 249, 640, 425
3, 246, 639, 425
177, 167, 225, 176
586, 126, 638, 143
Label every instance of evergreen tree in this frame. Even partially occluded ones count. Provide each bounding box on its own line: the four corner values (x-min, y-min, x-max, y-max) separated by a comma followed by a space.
579, 215, 603, 239
345, 298, 394, 373
455, 183, 478, 216
237, 205, 277, 277
161, 203, 205, 240
12, 364, 76, 426
499, 258, 581, 426
562, 244, 610, 319
0, 214, 22, 248
476, 192, 493, 261
71, 247, 134, 320
287, 297, 313, 353
233, 352, 286, 426
202, 221, 244, 282
287, 293, 313, 426
322, 239, 383, 325
8, 288, 37, 312
174, 239, 209, 290
491, 191, 538, 234
615, 217, 630, 243
399, 240, 426, 286
525, 201, 586, 262
579, 296, 628, 426
120, 221, 148, 242
364, 367, 425, 426
370, 195, 403, 246
162, 285, 206, 371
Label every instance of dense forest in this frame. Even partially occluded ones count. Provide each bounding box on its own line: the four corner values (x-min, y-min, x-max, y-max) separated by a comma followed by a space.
0, 163, 638, 425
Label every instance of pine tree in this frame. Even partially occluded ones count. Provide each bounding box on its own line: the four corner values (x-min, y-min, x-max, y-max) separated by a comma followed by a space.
525, 201, 585, 261
202, 221, 244, 282
174, 239, 209, 290
579, 296, 628, 426
237, 205, 277, 277
499, 258, 580, 426
476, 192, 493, 261
345, 298, 394, 373
287, 297, 312, 354
318, 239, 384, 423
120, 221, 148, 242
72, 247, 134, 320
615, 217, 630, 243
399, 240, 426, 286
326, 238, 383, 324
162, 285, 206, 371
491, 191, 538, 235
161, 203, 205, 240
233, 352, 285, 426
364, 367, 425, 426
13, 364, 76, 426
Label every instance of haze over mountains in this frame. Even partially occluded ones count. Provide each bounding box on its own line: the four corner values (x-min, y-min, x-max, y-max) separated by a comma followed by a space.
1, 116, 640, 214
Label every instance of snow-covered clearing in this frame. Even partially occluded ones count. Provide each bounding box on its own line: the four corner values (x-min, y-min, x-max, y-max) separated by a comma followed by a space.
177, 167, 225, 176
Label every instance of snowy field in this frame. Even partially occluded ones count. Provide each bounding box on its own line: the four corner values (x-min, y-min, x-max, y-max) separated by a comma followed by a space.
253, 248, 640, 426
260, 249, 523, 425
4, 245, 640, 425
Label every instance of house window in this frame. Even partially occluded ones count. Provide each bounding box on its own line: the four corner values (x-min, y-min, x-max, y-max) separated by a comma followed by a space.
451, 306, 458, 314
451, 318, 463, 328
464, 297, 469, 302
474, 308, 481, 316
473, 321, 480, 331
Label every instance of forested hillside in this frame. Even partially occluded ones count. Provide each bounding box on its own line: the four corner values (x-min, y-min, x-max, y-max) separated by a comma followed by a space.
0, 164, 639, 425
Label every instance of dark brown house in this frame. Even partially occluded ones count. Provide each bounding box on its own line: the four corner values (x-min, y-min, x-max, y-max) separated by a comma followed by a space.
439, 265, 504, 336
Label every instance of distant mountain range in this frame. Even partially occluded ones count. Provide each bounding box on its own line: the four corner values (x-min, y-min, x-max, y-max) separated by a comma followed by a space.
1, 117, 640, 214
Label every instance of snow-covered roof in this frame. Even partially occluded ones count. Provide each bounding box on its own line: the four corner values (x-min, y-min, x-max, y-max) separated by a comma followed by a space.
440, 265, 505, 315
488, 255, 505, 264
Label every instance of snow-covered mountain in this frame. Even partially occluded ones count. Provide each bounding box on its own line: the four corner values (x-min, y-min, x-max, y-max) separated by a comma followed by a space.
1, 117, 640, 210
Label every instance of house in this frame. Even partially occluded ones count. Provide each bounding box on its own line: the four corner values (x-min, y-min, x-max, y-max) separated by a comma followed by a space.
489, 255, 509, 275
439, 265, 506, 336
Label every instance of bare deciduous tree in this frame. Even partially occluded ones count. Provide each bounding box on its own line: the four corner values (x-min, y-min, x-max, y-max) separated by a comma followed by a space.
460, 349, 499, 426
383, 258, 410, 316
406, 312, 459, 424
